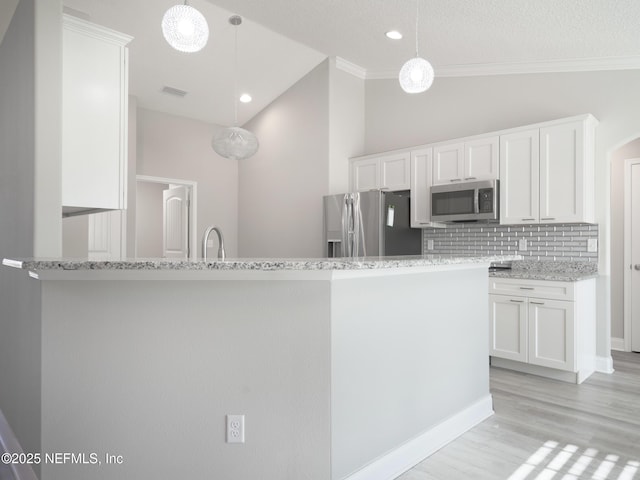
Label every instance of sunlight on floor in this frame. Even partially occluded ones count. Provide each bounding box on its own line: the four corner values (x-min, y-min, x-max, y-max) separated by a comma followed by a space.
507, 440, 639, 480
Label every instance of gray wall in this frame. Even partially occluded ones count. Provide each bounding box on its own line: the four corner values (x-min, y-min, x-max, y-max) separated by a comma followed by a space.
135, 181, 165, 257
610, 138, 640, 340
364, 70, 640, 362
0, 0, 62, 468
239, 60, 330, 258
136, 108, 239, 257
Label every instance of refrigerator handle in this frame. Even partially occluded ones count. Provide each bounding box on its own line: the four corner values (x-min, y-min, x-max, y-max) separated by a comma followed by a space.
341, 194, 352, 257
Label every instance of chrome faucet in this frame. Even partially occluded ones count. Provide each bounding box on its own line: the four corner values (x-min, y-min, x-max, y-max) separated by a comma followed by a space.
202, 226, 226, 261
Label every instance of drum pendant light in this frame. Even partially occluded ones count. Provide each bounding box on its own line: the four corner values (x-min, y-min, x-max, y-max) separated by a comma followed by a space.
398, 0, 434, 93
212, 16, 259, 160
162, 1, 209, 53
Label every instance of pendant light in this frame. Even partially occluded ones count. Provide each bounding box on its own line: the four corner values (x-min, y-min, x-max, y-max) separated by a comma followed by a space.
212, 16, 259, 160
398, 0, 434, 93
162, 1, 209, 53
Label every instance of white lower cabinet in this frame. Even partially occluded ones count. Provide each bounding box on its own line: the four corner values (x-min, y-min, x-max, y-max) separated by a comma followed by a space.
489, 277, 595, 383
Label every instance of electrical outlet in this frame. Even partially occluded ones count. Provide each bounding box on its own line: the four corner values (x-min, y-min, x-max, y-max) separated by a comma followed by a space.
518, 238, 528, 251
226, 415, 245, 444
587, 238, 598, 252
427, 239, 434, 251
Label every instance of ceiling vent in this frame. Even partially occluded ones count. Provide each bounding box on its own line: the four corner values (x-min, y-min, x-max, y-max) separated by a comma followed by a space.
161, 86, 188, 97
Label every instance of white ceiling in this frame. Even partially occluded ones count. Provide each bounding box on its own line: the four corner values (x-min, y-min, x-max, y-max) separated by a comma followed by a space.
2, 0, 640, 127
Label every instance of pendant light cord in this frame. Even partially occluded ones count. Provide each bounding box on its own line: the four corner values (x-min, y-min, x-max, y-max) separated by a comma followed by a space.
233, 23, 238, 127
415, 0, 420, 57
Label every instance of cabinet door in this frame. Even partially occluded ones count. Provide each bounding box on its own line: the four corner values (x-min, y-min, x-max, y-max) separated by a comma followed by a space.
540, 121, 585, 223
380, 153, 411, 191
464, 136, 499, 181
528, 299, 575, 371
350, 158, 379, 192
499, 129, 540, 224
62, 15, 130, 211
489, 294, 528, 362
432, 142, 464, 185
410, 148, 437, 227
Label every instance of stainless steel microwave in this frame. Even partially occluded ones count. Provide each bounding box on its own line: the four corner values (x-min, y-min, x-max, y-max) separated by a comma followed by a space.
431, 180, 499, 223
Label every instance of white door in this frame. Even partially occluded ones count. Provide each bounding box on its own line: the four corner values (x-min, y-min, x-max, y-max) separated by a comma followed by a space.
528, 299, 575, 371
464, 136, 499, 181
351, 158, 380, 192
489, 294, 528, 362
540, 121, 584, 223
163, 185, 189, 259
88, 210, 123, 260
632, 163, 640, 351
432, 142, 464, 185
380, 153, 411, 190
499, 129, 540, 224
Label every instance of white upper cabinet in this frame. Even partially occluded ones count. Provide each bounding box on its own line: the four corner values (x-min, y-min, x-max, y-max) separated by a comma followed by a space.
62, 15, 132, 216
350, 157, 379, 192
465, 136, 499, 182
410, 148, 444, 228
350, 152, 410, 192
500, 129, 540, 225
499, 115, 596, 225
540, 120, 594, 223
433, 136, 499, 185
432, 142, 464, 185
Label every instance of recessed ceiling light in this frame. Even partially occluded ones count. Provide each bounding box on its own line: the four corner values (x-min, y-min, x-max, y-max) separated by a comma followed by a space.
239, 93, 252, 103
385, 31, 403, 40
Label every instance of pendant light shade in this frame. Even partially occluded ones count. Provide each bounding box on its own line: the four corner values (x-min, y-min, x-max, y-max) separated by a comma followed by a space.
162, 2, 209, 53
212, 126, 259, 160
399, 56, 434, 93
211, 15, 259, 160
399, 0, 434, 94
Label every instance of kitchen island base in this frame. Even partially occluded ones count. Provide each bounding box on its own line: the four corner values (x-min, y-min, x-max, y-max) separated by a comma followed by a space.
2, 258, 501, 480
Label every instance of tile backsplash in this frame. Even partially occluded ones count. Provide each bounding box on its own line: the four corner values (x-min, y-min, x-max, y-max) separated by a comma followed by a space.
422, 223, 598, 262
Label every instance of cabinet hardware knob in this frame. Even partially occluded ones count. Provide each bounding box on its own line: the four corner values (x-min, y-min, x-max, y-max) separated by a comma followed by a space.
522, 218, 536, 221
634, 264, 640, 271
541, 217, 555, 221
464, 177, 477, 180
449, 179, 462, 182
530, 301, 545, 305
519, 287, 535, 290
509, 299, 524, 303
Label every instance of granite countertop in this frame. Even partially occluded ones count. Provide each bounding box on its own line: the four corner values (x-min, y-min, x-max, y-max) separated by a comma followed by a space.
489, 260, 598, 282
3, 254, 519, 272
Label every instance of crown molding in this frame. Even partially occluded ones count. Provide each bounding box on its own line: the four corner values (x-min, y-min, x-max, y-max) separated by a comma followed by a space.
366, 55, 640, 80
334, 57, 367, 80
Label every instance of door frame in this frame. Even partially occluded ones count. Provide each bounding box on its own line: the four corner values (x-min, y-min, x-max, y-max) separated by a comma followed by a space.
623, 158, 640, 351
136, 175, 198, 260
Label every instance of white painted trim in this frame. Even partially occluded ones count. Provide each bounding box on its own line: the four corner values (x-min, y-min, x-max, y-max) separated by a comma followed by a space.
343, 395, 494, 480
366, 55, 640, 80
596, 355, 615, 374
334, 57, 367, 79
136, 175, 198, 260
611, 337, 626, 351
0, 407, 38, 480
624, 158, 640, 352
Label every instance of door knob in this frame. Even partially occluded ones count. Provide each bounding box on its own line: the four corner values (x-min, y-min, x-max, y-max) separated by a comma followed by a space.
635, 264, 640, 271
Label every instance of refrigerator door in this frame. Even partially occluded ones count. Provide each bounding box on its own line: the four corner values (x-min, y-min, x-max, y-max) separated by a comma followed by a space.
382, 190, 422, 256
355, 190, 383, 256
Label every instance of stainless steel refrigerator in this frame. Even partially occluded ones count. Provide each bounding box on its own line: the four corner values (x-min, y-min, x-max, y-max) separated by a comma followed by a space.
323, 190, 422, 257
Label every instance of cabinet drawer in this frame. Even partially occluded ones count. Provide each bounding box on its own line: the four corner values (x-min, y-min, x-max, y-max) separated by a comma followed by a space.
489, 278, 575, 301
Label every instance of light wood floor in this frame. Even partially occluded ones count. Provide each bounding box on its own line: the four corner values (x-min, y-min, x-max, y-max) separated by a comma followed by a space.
398, 351, 640, 480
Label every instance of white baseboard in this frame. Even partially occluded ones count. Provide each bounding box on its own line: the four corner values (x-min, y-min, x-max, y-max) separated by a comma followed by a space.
611, 337, 626, 352
0, 408, 38, 480
596, 355, 615, 374
344, 395, 494, 480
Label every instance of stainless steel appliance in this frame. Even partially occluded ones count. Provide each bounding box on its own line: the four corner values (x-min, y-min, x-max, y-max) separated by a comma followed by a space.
323, 190, 421, 257
431, 179, 499, 223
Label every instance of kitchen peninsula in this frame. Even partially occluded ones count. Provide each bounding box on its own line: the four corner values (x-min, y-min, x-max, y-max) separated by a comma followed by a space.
2, 254, 516, 480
